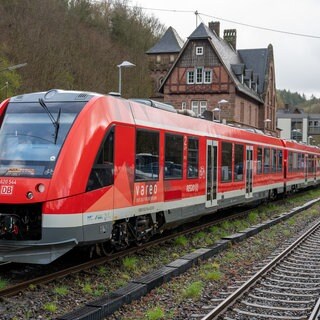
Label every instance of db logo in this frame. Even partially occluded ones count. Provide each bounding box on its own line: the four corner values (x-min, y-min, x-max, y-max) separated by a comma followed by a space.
1, 185, 14, 195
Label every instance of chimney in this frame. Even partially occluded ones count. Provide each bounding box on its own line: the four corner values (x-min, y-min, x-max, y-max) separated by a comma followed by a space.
223, 29, 237, 50
208, 21, 220, 37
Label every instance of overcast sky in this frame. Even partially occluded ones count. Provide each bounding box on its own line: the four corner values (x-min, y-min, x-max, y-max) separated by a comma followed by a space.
132, 0, 320, 99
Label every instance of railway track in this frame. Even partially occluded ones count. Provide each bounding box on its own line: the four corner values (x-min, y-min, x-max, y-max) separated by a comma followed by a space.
201, 218, 320, 320
0, 206, 253, 297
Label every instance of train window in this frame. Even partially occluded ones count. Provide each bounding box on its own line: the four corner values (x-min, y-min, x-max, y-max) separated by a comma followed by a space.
86, 127, 114, 191
263, 148, 270, 173
165, 134, 183, 179
257, 147, 263, 174
292, 152, 298, 171
288, 152, 293, 172
301, 154, 305, 171
187, 137, 199, 178
271, 149, 277, 172
221, 142, 232, 182
277, 150, 283, 172
135, 130, 159, 181
308, 156, 315, 173
298, 153, 304, 171
234, 144, 244, 181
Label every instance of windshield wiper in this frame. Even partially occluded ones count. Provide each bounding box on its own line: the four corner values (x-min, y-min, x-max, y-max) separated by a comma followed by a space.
38, 98, 61, 144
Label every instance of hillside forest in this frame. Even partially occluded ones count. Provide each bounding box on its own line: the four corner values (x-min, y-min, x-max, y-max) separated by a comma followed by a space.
0, 0, 319, 113
277, 89, 320, 114
0, 0, 164, 100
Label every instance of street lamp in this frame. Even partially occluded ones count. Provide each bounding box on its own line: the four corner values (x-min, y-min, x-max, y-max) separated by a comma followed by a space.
213, 107, 221, 122
117, 60, 135, 96
264, 118, 271, 131
213, 99, 228, 122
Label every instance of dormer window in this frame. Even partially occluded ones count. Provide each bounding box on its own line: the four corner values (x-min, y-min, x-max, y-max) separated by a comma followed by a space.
196, 46, 203, 55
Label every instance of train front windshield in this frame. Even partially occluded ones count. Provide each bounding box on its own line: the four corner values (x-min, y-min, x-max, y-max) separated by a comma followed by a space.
0, 101, 85, 178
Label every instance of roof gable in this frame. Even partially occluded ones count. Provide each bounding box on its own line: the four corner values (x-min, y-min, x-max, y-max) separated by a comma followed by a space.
146, 26, 184, 54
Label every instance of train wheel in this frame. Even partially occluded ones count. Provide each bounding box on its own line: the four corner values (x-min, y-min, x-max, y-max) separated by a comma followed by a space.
269, 189, 277, 200
100, 242, 114, 256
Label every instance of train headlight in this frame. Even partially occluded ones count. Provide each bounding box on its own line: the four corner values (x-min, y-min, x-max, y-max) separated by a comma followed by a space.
36, 183, 45, 193
26, 191, 34, 200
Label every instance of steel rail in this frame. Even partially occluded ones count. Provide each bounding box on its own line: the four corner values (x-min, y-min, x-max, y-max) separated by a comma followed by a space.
201, 219, 320, 320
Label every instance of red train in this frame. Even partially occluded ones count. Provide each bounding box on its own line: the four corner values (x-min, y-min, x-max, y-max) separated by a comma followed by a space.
0, 89, 319, 264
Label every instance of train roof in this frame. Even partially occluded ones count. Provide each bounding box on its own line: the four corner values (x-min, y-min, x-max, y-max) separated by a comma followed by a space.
9, 89, 102, 103
282, 139, 320, 154
126, 98, 284, 148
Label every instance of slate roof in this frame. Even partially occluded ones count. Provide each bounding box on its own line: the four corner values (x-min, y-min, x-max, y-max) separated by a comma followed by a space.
146, 26, 184, 54
238, 49, 268, 94
159, 23, 264, 103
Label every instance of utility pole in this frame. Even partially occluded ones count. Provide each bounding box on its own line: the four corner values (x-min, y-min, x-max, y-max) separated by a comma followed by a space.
195, 10, 199, 27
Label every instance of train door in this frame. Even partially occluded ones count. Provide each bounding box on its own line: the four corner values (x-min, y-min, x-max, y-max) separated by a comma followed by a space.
206, 140, 218, 208
246, 146, 253, 198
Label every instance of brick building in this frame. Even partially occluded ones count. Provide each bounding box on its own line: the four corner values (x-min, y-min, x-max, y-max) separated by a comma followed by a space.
146, 22, 277, 135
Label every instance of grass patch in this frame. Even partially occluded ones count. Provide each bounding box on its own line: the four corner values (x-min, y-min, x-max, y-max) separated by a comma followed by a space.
182, 281, 203, 300
282, 229, 291, 237
43, 302, 57, 313
221, 220, 232, 232
145, 306, 165, 320
0, 278, 8, 290
82, 282, 93, 294
247, 211, 259, 224
222, 250, 236, 262
201, 269, 223, 281
174, 235, 188, 247
53, 285, 69, 296
122, 256, 138, 271
97, 266, 108, 275
193, 231, 206, 240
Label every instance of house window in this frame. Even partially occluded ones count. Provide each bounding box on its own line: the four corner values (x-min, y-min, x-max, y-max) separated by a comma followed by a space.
200, 101, 207, 115
156, 55, 161, 63
191, 101, 199, 115
170, 55, 175, 62
187, 71, 194, 84
196, 67, 203, 83
204, 70, 212, 83
196, 46, 203, 55
181, 102, 187, 110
